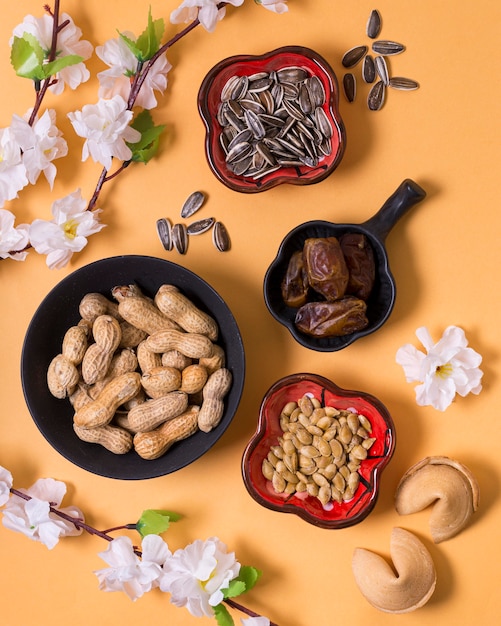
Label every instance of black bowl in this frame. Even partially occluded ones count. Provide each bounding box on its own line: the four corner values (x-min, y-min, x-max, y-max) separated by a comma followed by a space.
264, 179, 427, 351
21, 255, 245, 479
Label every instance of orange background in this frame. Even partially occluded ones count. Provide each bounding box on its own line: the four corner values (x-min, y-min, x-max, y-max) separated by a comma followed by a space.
0, 1, 500, 625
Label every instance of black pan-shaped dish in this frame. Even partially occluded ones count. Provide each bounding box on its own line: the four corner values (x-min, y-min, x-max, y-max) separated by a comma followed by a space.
264, 179, 426, 351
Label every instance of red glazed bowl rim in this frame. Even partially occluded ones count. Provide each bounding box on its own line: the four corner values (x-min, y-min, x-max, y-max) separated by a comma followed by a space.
241, 373, 396, 529
197, 45, 346, 193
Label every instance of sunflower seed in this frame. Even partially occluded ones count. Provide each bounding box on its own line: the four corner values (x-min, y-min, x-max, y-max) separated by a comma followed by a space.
367, 80, 386, 111
343, 73, 356, 102
172, 223, 188, 254
372, 40, 406, 55
314, 107, 333, 138
213, 221, 230, 252
180, 191, 205, 219
277, 66, 309, 83
389, 76, 420, 90
366, 9, 382, 39
362, 54, 376, 83
374, 55, 389, 85
307, 75, 326, 107
156, 218, 172, 251
220, 75, 241, 102
342, 45, 368, 68
187, 217, 215, 235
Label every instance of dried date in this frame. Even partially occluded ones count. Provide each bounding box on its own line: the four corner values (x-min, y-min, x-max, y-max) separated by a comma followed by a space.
339, 233, 375, 300
294, 297, 369, 337
281, 250, 310, 307
303, 237, 349, 301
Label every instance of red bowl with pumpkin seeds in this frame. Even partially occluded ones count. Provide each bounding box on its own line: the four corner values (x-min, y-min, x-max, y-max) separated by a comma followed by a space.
242, 373, 396, 529
198, 45, 346, 193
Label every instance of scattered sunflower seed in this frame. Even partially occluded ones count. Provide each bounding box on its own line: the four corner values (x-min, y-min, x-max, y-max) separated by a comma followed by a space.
187, 217, 215, 235
371, 40, 406, 55
389, 77, 420, 90
366, 9, 382, 39
374, 55, 389, 86
180, 191, 206, 219
172, 223, 188, 254
213, 221, 230, 252
362, 55, 376, 83
156, 218, 172, 251
341, 45, 368, 68
368, 80, 386, 111
343, 73, 356, 102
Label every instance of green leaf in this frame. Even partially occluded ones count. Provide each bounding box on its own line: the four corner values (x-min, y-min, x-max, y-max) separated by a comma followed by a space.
213, 603, 234, 626
128, 110, 165, 164
235, 566, 262, 593
222, 580, 246, 599
136, 509, 181, 537
11, 35, 45, 80
44, 54, 84, 78
118, 31, 142, 60
135, 9, 165, 61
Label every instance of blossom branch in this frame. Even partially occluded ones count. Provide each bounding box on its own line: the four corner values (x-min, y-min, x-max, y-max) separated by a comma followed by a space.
224, 598, 279, 625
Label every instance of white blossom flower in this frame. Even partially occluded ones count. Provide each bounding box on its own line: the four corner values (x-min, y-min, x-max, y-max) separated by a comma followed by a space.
396, 325, 483, 411
10, 109, 68, 188
68, 95, 141, 170
11, 12, 92, 94
159, 536, 241, 617
0, 209, 30, 261
0, 127, 28, 206
95, 535, 171, 601
241, 618, 271, 626
0, 466, 13, 507
256, 0, 289, 14
96, 34, 172, 110
29, 189, 105, 269
2, 477, 84, 549
170, 0, 244, 33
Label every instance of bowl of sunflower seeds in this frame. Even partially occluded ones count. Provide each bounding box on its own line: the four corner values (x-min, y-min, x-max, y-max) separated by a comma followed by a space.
198, 46, 346, 193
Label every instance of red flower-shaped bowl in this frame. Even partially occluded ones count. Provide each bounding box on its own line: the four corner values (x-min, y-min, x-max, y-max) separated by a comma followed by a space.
242, 374, 396, 529
198, 45, 346, 193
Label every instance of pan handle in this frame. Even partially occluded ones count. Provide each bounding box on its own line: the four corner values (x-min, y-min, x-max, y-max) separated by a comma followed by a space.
362, 179, 426, 242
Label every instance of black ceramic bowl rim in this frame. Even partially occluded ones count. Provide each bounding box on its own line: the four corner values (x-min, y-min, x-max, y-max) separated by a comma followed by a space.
263, 179, 427, 352
197, 45, 346, 193
241, 373, 396, 529
21, 255, 246, 480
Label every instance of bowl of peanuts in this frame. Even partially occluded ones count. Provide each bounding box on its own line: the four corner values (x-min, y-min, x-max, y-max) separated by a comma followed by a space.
21, 255, 245, 479
241, 373, 395, 528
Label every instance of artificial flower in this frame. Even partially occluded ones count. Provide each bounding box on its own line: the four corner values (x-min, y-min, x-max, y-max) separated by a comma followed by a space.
256, 0, 289, 14
0, 209, 30, 261
160, 536, 241, 617
95, 535, 170, 601
2, 477, 84, 549
0, 465, 13, 507
170, 0, 244, 33
29, 189, 105, 269
0, 127, 28, 206
241, 618, 271, 626
11, 12, 92, 94
68, 95, 141, 170
396, 325, 483, 411
10, 109, 68, 188
96, 34, 172, 110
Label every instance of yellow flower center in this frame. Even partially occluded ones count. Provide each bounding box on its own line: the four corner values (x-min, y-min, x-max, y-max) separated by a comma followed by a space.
63, 219, 78, 239
435, 363, 453, 379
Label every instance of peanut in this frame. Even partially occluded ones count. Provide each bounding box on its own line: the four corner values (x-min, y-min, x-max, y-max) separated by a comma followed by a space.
81, 315, 122, 384
119, 320, 148, 348
74, 423, 133, 454
155, 284, 219, 341
73, 371, 142, 429
161, 350, 192, 370
137, 340, 162, 374
62, 324, 90, 365
134, 405, 200, 460
145, 328, 214, 359
141, 366, 182, 399
89, 347, 138, 398
198, 367, 232, 433
79, 292, 120, 322
69, 383, 93, 411
198, 343, 225, 374
180, 364, 208, 395
127, 390, 188, 432
112, 284, 181, 335
47, 354, 80, 399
